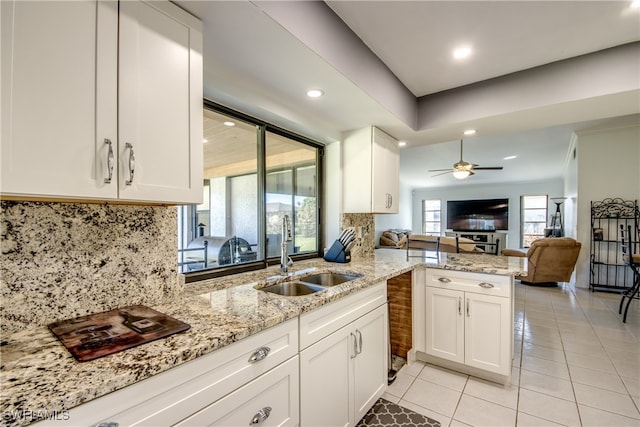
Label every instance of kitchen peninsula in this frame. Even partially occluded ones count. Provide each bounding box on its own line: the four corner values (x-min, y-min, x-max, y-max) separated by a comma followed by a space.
0, 250, 526, 427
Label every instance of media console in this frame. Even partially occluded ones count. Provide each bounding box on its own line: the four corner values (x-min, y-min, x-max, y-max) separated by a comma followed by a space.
445, 231, 507, 255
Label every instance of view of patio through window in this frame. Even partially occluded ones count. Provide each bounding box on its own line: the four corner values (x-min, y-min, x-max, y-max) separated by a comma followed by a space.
178, 106, 321, 275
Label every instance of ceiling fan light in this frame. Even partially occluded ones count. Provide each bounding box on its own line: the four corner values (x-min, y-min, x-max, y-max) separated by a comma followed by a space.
453, 170, 471, 180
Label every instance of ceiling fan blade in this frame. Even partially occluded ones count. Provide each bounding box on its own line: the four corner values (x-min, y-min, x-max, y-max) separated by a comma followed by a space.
428, 168, 453, 172
473, 166, 504, 170
431, 171, 454, 177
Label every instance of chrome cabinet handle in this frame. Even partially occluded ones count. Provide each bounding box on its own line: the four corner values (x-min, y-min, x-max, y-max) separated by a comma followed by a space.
95, 422, 119, 427
350, 332, 358, 359
458, 297, 462, 315
104, 139, 114, 184
250, 407, 271, 425
356, 329, 363, 355
248, 346, 270, 363
389, 194, 393, 208
438, 277, 451, 283
466, 298, 470, 317
479, 282, 494, 289
125, 143, 135, 185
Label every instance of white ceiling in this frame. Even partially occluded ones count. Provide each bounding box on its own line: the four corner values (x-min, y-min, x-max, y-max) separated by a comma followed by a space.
175, 0, 640, 188
326, 1, 640, 97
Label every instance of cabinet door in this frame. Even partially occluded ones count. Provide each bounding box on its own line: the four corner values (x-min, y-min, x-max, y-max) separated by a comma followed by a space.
1, 0, 118, 199
118, 1, 203, 204
465, 293, 511, 375
371, 128, 399, 213
176, 356, 299, 427
425, 287, 464, 364
300, 325, 352, 427
352, 305, 387, 423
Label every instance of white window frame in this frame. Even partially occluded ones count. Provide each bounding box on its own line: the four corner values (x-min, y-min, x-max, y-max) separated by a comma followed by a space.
422, 199, 442, 236
521, 195, 548, 248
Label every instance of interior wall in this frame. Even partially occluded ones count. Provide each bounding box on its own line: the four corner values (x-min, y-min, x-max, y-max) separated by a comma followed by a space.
574, 122, 640, 288
563, 134, 579, 239
412, 178, 564, 249
323, 141, 341, 249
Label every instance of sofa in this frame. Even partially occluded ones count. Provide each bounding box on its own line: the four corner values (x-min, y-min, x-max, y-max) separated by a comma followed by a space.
501, 237, 581, 286
379, 230, 412, 249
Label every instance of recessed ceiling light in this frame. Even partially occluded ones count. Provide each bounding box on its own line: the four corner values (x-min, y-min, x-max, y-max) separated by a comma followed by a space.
203, 138, 209, 144
503, 155, 517, 160
306, 89, 324, 98
453, 46, 472, 60
631, 0, 640, 8
223, 121, 235, 127
463, 129, 476, 136
398, 141, 407, 147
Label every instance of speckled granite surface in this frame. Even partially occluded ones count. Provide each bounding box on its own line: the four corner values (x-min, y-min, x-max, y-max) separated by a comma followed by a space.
0, 249, 526, 427
341, 213, 375, 259
0, 202, 179, 336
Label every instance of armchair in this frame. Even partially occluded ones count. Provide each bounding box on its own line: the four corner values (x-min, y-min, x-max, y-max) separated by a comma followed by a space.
501, 237, 581, 286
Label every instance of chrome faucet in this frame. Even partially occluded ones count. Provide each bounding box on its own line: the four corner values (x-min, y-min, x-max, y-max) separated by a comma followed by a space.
280, 214, 293, 275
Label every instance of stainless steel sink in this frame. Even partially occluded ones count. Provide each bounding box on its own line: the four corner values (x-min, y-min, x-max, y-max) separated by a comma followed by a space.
260, 281, 325, 296
298, 272, 362, 287
258, 272, 362, 296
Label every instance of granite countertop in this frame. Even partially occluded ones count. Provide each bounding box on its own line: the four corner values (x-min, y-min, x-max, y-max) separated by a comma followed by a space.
0, 249, 526, 426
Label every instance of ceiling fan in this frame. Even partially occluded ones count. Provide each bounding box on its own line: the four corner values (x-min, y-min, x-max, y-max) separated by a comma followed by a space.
429, 139, 503, 180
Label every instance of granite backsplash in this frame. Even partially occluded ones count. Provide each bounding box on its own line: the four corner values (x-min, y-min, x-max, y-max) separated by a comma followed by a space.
340, 213, 375, 260
0, 201, 179, 335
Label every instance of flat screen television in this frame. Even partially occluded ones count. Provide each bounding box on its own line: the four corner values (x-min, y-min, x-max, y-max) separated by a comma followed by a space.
447, 198, 509, 231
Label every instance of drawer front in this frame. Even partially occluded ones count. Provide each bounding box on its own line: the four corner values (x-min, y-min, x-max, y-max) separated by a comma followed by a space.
299, 282, 387, 350
176, 356, 299, 427
49, 319, 298, 426
425, 269, 511, 298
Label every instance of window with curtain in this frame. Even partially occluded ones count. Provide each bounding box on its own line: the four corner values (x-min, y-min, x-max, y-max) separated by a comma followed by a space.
521, 195, 548, 247
423, 199, 442, 235
178, 103, 322, 279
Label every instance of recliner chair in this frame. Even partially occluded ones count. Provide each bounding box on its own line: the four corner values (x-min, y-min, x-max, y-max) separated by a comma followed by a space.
501, 237, 582, 286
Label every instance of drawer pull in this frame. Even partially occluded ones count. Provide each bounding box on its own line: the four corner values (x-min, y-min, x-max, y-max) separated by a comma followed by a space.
104, 139, 114, 184
95, 422, 119, 427
437, 277, 451, 283
125, 143, 135, 185
458, 297, 462, 315
350, 332, 358, 359
478, 282, 494, 289
250, 407, 272, 425
248, 346, 270, 363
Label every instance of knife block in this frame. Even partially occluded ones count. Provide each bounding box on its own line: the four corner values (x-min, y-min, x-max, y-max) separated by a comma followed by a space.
323, 239, 351, 263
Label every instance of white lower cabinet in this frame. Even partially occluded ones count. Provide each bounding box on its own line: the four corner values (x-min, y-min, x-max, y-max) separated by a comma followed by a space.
35, 284, 389, 427
176, 356, 299, 427
37, 319, 298, 426
416, 268, 513, 382
300, 283, 388, 427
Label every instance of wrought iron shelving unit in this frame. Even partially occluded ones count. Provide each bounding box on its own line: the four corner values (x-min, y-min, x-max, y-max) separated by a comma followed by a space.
590, 198, 639, 292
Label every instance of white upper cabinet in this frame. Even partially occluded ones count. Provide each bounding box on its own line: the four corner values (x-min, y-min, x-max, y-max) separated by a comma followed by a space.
117, 1, 202, 203
342, 126, 399, 214
1, 0, 203, 204
1, 0, 119, 200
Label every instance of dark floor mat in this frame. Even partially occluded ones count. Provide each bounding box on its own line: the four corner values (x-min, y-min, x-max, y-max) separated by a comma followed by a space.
356, 398, 441, 427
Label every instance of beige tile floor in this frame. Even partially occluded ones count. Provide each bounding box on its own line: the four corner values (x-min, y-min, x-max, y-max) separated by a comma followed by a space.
384, 283, 640, 426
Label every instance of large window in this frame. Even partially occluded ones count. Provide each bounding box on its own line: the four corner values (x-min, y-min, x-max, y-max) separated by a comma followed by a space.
422, 199, 442, 235
521, 195, 548, 247
178, 103, 322, 278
